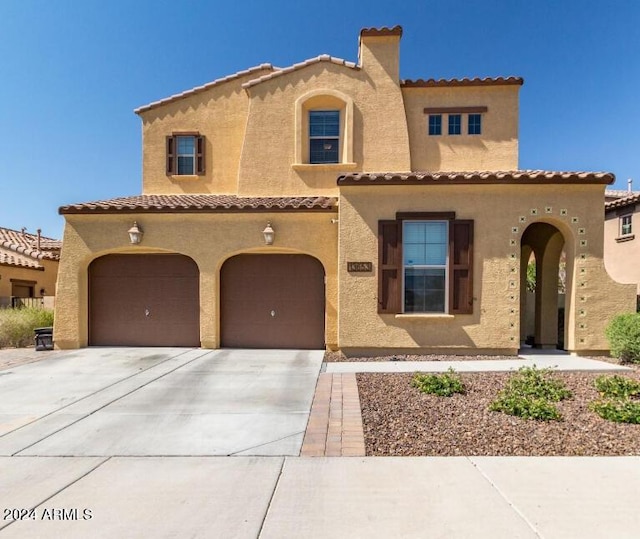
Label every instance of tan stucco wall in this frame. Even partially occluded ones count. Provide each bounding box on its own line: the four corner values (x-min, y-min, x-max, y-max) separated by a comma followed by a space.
402, 85, 519, 172
238, 36, 411, 197
0, 259, 58, 307
138, 67, 273, 195
338, 184, 635, 355
137, 32, 520, 201
604, 208, 640, 293
54, 212, 338, 349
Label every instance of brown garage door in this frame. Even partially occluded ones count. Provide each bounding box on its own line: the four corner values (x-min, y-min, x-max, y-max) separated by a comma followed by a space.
89, 254, 199, 346
221, 254, 325, 349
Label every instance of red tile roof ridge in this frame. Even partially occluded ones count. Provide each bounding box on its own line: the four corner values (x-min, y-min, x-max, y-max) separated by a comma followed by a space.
59, 194, 338, 214
134, 63, 275, 114
605, 192, 640, 210
360, 25, 403, 37
401, 76, 524, 88
338, 170, 614, 185
242, 55, 359, 89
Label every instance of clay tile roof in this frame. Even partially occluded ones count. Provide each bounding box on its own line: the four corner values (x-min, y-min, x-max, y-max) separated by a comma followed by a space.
0, 226, 61, 262
0, 252, 43, 269
134, 63, 275, 114
337, 170, 615, 186
59, 194, 338, 214
242, 55, 359, 89
605, 192, 640, 211
360, 25, 403, 37
401, 76, 524, 88
605, 189, 639, 200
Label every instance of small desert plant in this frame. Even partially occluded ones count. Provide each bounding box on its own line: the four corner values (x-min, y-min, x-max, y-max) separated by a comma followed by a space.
594, 375, 640, 400
590, 399, 640, 424
605, 313, 640, 364
411, 368, 465, 397
490, 366, 572, 421
590, 374, 640, 424
0, 307, 54, 348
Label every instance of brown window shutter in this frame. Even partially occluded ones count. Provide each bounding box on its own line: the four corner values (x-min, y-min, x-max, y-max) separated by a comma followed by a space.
378, 220, 402, 314
166, 136, 175, 174
196, 136, 205, 174
449, 220, 474, 314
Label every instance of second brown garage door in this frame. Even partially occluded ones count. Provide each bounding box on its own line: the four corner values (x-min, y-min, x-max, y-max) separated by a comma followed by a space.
89, 254, 200, 346
221, 254, 325, 349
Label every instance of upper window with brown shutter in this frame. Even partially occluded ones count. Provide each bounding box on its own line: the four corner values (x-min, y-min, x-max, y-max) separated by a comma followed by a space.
166, 134, 205, 176
378, 213, 474, 315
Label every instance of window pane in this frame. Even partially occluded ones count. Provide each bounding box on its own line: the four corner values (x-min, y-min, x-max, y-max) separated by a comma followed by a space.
404, 222, 425, 243
448, 114, 461, 135
428, 115, 442, 135
468, 114, 482, 135
177, 136, 195, 154
310, 111, 339, 137
404, 268, 446, 312
404, 243, 426, 266
310, 138, 339, 163
177, 156, 194, 174
404, 222, 447, 266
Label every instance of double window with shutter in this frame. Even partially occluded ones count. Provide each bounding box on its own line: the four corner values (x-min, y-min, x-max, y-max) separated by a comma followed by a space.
378, 213, 473, 314
166, 134, 205, 175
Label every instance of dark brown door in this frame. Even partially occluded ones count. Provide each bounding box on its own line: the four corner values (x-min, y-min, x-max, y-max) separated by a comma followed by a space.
221, 254, 325, 349
89, 254, 199, 346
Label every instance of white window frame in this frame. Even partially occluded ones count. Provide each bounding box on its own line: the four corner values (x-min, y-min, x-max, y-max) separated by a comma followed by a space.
620, 214, 633, 236
309, 110, 340, 164
176, 135, 196, 175
402, 220, 449, 313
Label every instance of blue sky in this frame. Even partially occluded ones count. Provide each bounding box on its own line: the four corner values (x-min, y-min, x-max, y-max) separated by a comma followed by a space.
1, 0, 638, 238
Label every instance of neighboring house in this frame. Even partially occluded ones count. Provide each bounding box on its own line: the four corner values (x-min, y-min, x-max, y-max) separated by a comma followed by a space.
0, 227, 61, 308
54, 26, 635, 354
604, 190, 640, 296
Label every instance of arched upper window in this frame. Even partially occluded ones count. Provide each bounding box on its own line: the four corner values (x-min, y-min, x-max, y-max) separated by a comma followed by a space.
294, 89, 355, 167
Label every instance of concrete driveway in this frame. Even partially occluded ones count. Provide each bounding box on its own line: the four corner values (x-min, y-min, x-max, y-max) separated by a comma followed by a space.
3, 348, 640, 538
0, 348, 324, 457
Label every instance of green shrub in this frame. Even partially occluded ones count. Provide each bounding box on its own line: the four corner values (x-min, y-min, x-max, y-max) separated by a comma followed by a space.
590, 399, 640, 424
490, 394, 562, 421
411, 368, 465, 397
594, 375, 640, 399
0, 307, 54, 348
490, 366, 572, 421
500, 366, 572, 401
605, 313, 640, 364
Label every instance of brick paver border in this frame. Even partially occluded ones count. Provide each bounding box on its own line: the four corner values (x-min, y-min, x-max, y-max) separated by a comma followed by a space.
301, 373, 366, 456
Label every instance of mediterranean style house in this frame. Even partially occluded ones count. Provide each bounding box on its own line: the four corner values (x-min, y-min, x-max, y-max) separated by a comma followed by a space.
54, 26, 635, 355
604, 188, 640, 296
0, 226, 60, 308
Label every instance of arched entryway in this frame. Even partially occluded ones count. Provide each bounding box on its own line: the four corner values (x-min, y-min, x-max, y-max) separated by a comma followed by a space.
89, 254, 200, 346
220, 254, 325, 349
520, 223, 569, 349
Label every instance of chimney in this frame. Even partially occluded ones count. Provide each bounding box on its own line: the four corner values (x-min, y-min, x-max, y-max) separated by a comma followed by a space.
628, 178, 633, 193
37, 229, 42, 251
358, 26, 403, 83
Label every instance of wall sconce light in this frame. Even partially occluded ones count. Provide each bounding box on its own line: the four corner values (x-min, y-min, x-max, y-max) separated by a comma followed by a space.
262, 222, 275, 245
128, 221, 144, 244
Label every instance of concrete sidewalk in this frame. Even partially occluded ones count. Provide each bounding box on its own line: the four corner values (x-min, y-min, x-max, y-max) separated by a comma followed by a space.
1, 455, 639, 538
325, 353, 630, 373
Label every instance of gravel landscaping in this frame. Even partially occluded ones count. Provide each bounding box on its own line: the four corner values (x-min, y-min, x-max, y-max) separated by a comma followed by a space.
357, 367, 640, 456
